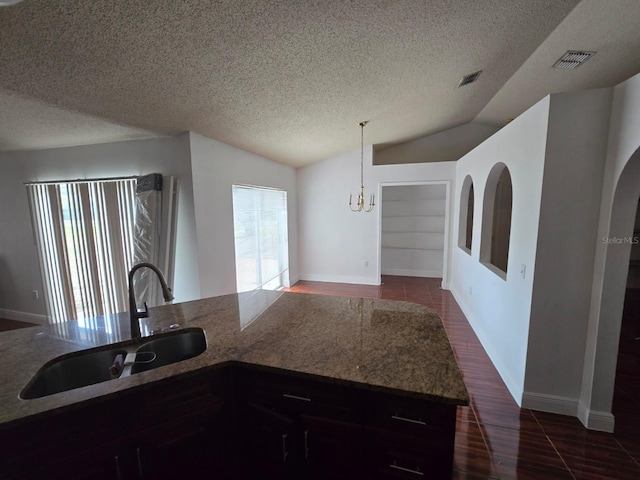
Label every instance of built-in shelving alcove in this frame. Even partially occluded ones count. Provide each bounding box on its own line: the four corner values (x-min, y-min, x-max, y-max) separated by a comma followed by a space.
381, 184, 446, 278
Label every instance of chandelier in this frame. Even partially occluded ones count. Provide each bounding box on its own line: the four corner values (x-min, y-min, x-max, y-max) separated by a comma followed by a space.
349, 121, 375, 212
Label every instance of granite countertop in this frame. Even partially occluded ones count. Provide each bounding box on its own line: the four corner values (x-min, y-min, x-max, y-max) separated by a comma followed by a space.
0, 291, 469, 428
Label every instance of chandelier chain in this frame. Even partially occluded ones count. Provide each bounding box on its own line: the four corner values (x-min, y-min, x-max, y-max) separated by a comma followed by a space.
349, 121, 375, 213
360, 121, 364, 188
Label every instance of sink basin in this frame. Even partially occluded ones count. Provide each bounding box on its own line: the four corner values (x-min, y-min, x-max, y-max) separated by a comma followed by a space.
131, 328, 207, 373
20, 347, 128, 399
20, 328, 207, 399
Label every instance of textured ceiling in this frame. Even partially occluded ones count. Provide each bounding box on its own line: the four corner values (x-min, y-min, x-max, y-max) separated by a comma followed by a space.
1, 0, 638, 167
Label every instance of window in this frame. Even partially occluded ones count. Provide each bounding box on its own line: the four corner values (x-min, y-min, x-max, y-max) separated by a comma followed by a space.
480, 164, 512, 275
458, 176, 474, 253
232, 185, 289, 293
26, 178, 137, 323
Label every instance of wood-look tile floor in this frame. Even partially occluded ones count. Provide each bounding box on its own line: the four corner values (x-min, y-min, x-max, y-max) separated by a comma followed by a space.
284, 276, 640, 479
0, 318, 38, 332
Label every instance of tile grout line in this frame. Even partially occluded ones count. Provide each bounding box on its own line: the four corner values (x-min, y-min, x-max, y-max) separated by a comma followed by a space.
546, 434, 577, 480
531, 410, 577, 480
470, 404, 504, 478
614, 437, 640, 468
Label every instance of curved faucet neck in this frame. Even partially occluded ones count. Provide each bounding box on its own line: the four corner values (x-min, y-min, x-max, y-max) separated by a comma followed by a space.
128, 263, 174, 339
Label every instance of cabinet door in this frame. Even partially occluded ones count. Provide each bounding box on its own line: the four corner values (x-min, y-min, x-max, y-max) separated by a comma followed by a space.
130, 372, 232, 479
133, 401, 227, 480
5, 441, 128, 480
0, 397, 130, 480
300, 414, 362, 480
237, 402, 296, 480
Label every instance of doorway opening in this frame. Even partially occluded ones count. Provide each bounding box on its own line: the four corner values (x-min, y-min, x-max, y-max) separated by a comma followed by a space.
379, 182, 449, 287
612, 198, 640, 437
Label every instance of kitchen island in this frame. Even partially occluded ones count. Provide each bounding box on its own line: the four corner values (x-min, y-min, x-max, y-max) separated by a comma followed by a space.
0, 290, 468, 479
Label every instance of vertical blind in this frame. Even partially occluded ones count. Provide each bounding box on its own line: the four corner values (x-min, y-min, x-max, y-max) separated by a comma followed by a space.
26, 179, 137, 323
232, 185, 289, 293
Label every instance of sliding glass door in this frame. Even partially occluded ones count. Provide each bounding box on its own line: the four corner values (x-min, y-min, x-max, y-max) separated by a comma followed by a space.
232, 185, 289, 293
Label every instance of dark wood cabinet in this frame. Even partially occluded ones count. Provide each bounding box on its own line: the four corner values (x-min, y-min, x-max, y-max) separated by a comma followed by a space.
129, 373, 231, 480
300, 414, 362, 480
362, 390, 456, 479
0, 394, 131, 480
236, 367, 363, 480
0, 366, 457, 480
237, 401, 297, 479
0, 372, 232, 480
7, 441, 127, 480
234, 367, 456, 480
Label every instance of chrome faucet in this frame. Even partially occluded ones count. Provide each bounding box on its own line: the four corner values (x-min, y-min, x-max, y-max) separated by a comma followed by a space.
128, 262, 174, 339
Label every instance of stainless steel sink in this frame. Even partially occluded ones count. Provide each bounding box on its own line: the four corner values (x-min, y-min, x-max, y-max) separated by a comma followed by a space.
20, 328, 207, 399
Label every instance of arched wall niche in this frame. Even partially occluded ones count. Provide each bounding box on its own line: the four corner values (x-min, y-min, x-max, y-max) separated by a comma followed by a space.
458, 175, 474, 253
480, 163, 512, 277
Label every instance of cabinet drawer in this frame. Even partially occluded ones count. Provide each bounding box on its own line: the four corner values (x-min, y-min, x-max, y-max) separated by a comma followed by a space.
134, 375, 226, 428
364, 391, 456, 441
237, 368, 361, 421
364, 428, 453, 479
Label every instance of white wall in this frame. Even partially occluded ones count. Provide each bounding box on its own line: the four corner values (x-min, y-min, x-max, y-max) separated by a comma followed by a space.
0, 135, 200, 323
580, 71, 640, 431
189, 132, 298, 298
450, 98, 550, 402
375, 123, 499, 165
524, 89, 613, 415
297, 146, 456, 286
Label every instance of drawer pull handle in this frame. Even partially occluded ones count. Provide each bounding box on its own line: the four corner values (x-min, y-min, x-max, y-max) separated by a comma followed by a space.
283, 393, 311, 402
282, 433, 289, 463
114, 455, 122, 480
391, 414, 426, 425
390, 463, 424, 476
304, 429, 309, 459
137, 447, 144, 478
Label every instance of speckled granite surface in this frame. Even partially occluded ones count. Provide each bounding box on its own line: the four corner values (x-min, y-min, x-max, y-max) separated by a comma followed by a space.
0, 291, 469, 428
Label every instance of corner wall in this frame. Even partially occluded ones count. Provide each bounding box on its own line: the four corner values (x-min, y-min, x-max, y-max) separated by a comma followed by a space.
523, 89, 612, 415
375, 123, 499, 165
296, 147, 456, 286
0, 135, 200, 323
189, 132, 299, 298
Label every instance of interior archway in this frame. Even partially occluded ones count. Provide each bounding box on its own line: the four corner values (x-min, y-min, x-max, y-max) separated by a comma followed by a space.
581, 146, 640, 431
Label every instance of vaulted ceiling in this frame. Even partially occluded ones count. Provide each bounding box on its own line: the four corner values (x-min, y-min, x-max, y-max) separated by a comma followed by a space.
1, 0, 640, 167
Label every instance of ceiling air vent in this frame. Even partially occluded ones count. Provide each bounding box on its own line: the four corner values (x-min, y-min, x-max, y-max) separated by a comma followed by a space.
458, 70, 482, 87
552, 51, 596, 70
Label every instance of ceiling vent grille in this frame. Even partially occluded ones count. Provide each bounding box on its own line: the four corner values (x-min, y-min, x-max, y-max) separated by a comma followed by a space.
552, 51, 596, 70
458, 70, 482, 87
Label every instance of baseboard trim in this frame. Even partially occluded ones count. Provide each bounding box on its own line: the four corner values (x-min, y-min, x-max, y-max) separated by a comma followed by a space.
577, 402, 615, 432
522, 392, 578, 416
0, 308, 48, 326
298, 274, 379, 286
450, 286, 524, 406
286, 274, 300, 288
381, 268, 442, 278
